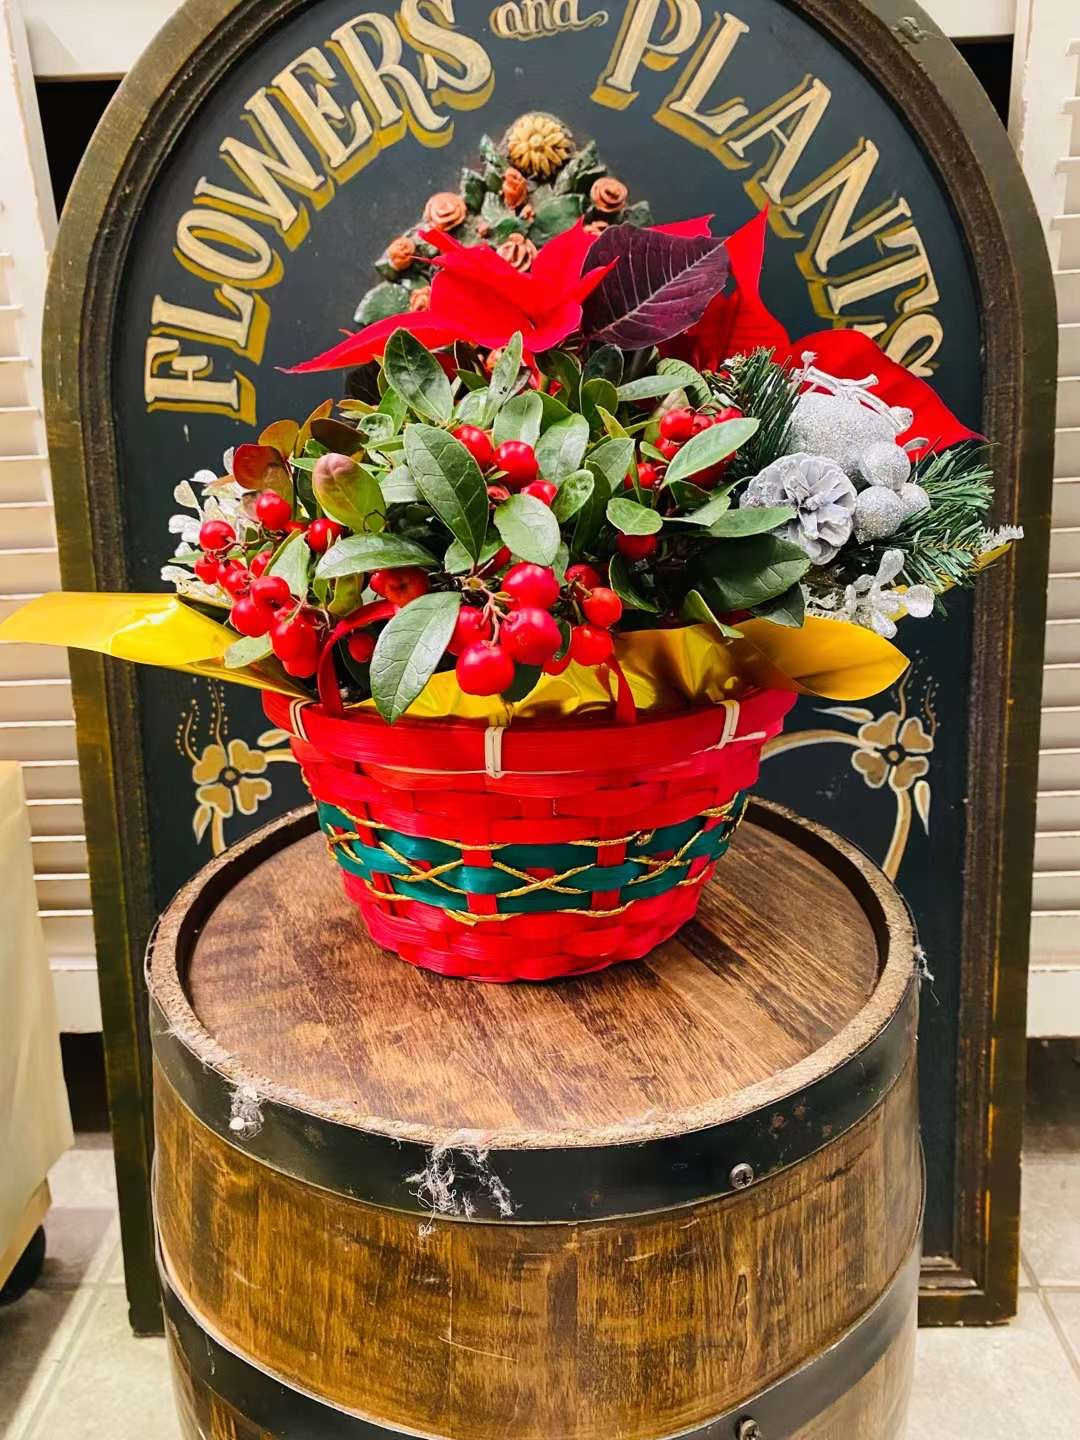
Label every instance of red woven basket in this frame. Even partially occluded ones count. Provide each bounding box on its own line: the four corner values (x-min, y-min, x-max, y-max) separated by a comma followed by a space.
263, 687, 796, 982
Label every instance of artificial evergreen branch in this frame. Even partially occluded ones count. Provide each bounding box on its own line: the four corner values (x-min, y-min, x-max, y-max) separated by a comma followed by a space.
710, 350, 799, 482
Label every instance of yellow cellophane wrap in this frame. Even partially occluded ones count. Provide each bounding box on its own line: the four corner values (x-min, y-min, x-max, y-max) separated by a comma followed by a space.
0, 591, 909, 720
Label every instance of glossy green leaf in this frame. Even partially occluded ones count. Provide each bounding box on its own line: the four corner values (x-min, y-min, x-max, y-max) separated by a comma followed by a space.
585, 437, 634, 491
663, 418, 760, 486
444, 536, 502, 574
707, 504, 795, 538
582, 378, 619, 431
751, 582, 806, 628
224, 634, 273, 669
316, 532, 439, 578
583, 345, 624, 389
267, 528, 311, 596
606, 496, 662, 535
383, 329, 453, 424
483, 331, 525, 425
494, 493, 561, 565
313, 460, 386, 533
403, 424, 489, 560
657, 357, 710, 406
608, 552, 659, 613
665, 490, 732, 527
535, 413, 590, 480
380, 465, 419, 505
696, 534, 810, 610
551, 468, 595, 523
493, 391, 543, 447
371, 592, 461, 723
681, 588, 743, 638
615, 373, 690, 403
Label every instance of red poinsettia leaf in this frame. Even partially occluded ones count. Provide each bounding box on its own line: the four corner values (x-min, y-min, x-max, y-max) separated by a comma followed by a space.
421, 226, 539, 314
785, 328, 983, 455
231, 443, 292, 491
284, 312, 460, 373
530, 217, 595, 287
650, 215, 715, 237
582, 225, 731, 349
428, 270, 537, 348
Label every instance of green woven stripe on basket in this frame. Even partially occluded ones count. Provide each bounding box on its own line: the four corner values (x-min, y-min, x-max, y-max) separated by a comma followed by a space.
318, 794, 747, 916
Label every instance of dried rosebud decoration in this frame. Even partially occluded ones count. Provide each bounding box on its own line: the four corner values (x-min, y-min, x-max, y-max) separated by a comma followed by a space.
408, 286, 432, 312
496, 233, 538, 273
590, 176, 628, 214
423, 191, 467, 231
386, 236, 416, 271
501, 167, 528, 209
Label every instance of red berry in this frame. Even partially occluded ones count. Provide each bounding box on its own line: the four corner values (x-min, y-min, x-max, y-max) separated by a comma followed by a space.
490, 546, 512, 570
250, 575, 291, 609
286, 519, 307, 532
494, 440, 539, 489
254, 489, 291, 531
448, 606, 492, 655
500, 607, 562, 665
566, 563, 602, 591
372, 566, 430, 606
306, 518, 344, 553
194, 554, 220, 585
522, 480, 557, 506
542, 650, 572, 675
487, 484, 511, 505
583, 587, 623, 628
453, 425, 495, 470
635, 461, 662, 490
569, 624, 615, 667
270, 612, 315, 662
691, 412, 713, 434
711, 406, 744, 425
656, 437, 682, 461
283, 635, 319, 678
617, 533, 658, 560
219, 561, 250, 598
456, 642, 516, 696
230, 596, 273, 637
503, 562, 560, 611
198, 518, 235, 552
249, 549, 272, 577
346, 631, 376, 663
659, 407, 696, 442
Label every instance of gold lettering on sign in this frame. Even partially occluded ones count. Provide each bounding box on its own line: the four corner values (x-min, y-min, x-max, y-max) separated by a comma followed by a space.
144, 338, 257, 423
592, 0, 702, 109
150, 286, 269, 362
329, 12, 453, 149
271, 47, 376, 181
174, 209, 284, 287
490, 0, 609, 42
400, 0, 495, 107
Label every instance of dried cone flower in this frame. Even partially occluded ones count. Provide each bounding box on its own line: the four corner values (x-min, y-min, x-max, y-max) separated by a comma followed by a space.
590, 176, 628, 214
408, 285, 431, 312
496, 233, 538, 272
506, 113, 573, 179
423, 191, 467, 231
386, 235, 416, 272
501, 166, 529, 209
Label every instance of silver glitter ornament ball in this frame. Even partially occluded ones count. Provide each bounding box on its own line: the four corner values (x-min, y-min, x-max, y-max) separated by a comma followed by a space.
858, 440, 911, 490
854, 486, 905, 541
897, 483, 931, 520
790, 393, 901, 477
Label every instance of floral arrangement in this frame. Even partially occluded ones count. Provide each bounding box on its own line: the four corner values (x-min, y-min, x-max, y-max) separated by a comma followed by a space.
1, 115, 1018, 982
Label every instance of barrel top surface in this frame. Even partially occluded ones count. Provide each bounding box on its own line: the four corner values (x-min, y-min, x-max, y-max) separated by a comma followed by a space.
150, 801, 912, 1148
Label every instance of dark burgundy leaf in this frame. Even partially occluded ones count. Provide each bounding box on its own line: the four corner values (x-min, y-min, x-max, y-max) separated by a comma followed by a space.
582, 225, 731, 350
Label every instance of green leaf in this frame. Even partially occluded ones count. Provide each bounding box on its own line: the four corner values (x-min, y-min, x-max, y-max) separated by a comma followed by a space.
445, 535, 502, 574
483, 331, 524, 425
267, 529, 311, 597
313, 460, 386, 533
582, 345, 624, 389
455, 387, 490, 427
494, 493, 560, 565
403, 424, 489, 560
663, 418, 761, 486
455, 369, 488, 392
609, 552, 659, 613
551, 468, 595, 523
493, 391, 543, 447
461, 167, 485, 211
539, 349, 582, 408
751, 582, 806, 628
354, 281, 410, 325
585, 437, 634, 491
378, 387, 408, 432
535, 413, 590, 480
696, 534, 811, 610
383, 329, 453, 425
581, 378, 619, 432
370, 592, 461, 723
575, 469, 612, 552
665, 490, 732, 527
501, 662, 544, 704
667, 479, 713, 511
615, 373, 691, 403
316, 532, 439, 579
537, 390, 574, 428
707, 504, 795, 538
224, 633, 273, 668
607, 496, 662, 535
681, 588, 743, 638
328, 573, 366, 617
657, 357, 710, 407
529, 193, 585, 245
380, 465, 419, 505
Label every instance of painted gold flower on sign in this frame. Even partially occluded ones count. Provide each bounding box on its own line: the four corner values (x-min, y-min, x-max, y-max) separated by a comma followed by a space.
852, 713, 933, 792
192, 737, 272, 823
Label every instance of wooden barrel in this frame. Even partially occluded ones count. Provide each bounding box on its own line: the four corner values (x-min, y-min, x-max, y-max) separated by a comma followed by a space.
149, 800, 921, 1440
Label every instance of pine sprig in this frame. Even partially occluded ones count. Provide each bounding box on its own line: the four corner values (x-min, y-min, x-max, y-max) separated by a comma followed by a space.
710, 349, 799, 482
843, 444, 995, 590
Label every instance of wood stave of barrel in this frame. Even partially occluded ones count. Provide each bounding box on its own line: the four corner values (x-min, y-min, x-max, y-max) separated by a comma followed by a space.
149, 801, 921, 1440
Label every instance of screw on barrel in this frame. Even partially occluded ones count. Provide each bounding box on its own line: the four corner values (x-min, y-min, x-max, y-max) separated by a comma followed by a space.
735, 1419, 762, 1440
729, 1162, 755, 1190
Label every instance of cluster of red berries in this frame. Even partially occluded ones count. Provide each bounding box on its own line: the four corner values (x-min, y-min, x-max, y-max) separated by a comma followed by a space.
451, 426, 557, 507
453, 560, 624, 697
628, 405, 744, 499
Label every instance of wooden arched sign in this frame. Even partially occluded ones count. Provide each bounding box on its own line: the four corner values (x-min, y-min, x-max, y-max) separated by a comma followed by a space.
45, 0, 1055, 1332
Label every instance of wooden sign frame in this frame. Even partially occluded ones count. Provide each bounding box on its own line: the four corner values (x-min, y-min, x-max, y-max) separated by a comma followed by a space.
44, 0, 1055, 1333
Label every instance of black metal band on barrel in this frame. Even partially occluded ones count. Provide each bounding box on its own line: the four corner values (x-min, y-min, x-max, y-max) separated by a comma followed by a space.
158, 1226, 921, 1440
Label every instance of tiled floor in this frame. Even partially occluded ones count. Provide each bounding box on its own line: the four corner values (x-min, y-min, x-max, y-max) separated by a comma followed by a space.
2, 1044, 1079, 1438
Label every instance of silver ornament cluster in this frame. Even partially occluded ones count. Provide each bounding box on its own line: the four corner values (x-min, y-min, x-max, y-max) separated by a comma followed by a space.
741, 452, 856, 564
807, 550, 935, 640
